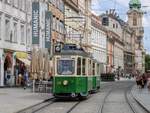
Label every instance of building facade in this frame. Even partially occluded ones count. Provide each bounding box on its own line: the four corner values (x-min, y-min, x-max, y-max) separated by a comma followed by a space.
101, 10, 124, 73
48, 0, 65, 50
0, 0, 32, 86
119, 20, 135, 75
127, 0, 145, 73
106, 31, 114, 73
64, 0, 81, 44
91, 14, 107, 73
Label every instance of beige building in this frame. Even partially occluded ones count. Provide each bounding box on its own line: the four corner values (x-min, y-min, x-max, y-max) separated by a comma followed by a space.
64, 0, 92, 52
64, 0, 81, 44
101, 10, 124, 73
120, 20, 135, 74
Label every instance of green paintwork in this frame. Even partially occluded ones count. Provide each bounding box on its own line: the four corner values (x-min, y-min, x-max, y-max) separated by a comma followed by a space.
96, 76, 100, 88
52, 76, 100, 94
92, 76, 97, 90
129, 0, 141, 9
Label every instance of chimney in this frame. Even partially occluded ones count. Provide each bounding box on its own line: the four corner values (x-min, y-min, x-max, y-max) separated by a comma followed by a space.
112, 9, 115, 15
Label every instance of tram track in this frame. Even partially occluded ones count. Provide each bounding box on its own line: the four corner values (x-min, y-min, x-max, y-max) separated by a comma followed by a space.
16, 97, 55, 113
125, 86, 149, 113
125, 85, 137, 113
97, 88, 113, 113
65, 101, 81, 113
97, 82, 135, 113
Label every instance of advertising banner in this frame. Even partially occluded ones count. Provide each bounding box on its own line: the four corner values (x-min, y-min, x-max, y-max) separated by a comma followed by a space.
45, 11, 52, 49
32, 2, 40, 45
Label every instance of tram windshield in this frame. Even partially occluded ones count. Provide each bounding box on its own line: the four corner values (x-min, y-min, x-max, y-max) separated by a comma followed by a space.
57, 59, 75, 75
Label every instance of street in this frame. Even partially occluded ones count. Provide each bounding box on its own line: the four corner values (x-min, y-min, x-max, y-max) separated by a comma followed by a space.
16, 81, 148, 113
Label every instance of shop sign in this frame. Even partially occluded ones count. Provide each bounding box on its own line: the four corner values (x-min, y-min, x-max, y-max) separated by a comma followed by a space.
45, 11, 52, 49
32, 2, 40, 45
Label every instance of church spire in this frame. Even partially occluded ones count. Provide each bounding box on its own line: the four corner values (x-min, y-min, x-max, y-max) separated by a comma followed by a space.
129, 0, 141, 9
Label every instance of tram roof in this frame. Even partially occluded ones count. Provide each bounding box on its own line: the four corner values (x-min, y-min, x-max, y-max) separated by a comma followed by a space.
55, 49, 91, 57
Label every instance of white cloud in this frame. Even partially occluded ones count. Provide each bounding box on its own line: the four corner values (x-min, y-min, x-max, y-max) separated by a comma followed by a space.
143, 16, 150, 27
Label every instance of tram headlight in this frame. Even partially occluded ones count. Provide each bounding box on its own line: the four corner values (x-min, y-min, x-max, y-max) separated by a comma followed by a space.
63, 80, 68, 86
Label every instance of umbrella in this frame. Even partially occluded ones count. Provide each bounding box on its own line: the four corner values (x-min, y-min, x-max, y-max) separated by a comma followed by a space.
30, 48, 37, 79
44, 52, 49, 80
38, 49, 45, 80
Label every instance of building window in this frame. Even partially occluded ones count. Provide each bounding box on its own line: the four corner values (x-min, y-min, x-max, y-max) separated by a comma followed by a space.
13, 0, 18, 8
5, 0, 12, 4
20, 25, 25, 44
5, 19, 11, 41
116, 24, 118, 28
82, 58, 86, 75
133, 18, 137, 26
0, 17, 1, 40
26, 1, 31, 13
77, 57, 81, 75
53, 17, 56, 30
13, 22, 17, 43
27, 28, 31, 46
113, 24, 115, 28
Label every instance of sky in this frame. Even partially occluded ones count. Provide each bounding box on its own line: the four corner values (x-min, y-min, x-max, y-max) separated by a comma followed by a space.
91, 0, 150, 54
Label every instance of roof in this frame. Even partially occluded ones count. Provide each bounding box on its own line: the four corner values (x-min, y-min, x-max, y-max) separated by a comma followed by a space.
54, 44, 92, 57
129, 0, 141, 9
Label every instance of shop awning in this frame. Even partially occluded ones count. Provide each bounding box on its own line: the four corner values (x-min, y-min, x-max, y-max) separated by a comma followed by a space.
17, 58, 31, 66
15, 52, 31, 66
15, 52, 28, 59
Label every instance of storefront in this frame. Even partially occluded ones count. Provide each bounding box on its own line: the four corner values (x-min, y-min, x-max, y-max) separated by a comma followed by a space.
3, 51, 14, 86
0, 50, 30, 87
14, 52, 30, 86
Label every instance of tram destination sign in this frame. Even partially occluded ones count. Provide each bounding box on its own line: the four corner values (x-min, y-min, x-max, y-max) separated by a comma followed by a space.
32, 2, 40, 45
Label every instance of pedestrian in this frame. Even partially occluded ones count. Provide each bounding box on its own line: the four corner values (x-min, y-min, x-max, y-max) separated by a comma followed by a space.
147, 77, 150, 90
136, 75, 140, 87
23, 67, 29, 89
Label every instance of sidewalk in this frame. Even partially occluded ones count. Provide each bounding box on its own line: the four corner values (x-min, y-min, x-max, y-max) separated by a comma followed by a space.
131, 85, 150, 112
0, 88, 52, 113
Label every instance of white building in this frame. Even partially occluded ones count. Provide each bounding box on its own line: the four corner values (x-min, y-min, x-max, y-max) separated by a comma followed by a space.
0, 0, 32, 86
91, 14, 107, 73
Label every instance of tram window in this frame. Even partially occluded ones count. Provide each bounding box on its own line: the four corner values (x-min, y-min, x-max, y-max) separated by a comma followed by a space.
77, 57, 81, 75
88, 60, 91, 75
97, 64, 100, 75
57, 59, 75, 75
93, 62, 95, 75
82, 58, 86, 75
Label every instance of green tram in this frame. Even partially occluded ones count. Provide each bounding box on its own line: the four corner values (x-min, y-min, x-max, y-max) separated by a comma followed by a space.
52, 44, 101, 99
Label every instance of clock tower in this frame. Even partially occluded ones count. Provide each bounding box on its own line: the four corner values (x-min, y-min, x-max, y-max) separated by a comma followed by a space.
127, 0, 145, 73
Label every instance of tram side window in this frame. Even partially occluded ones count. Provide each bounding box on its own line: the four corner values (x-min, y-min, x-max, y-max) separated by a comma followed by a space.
82, 58, 86, 75
77, 57, 81, 75
97, 64, 100, 76
93, 62, 95, 75
88, 60, 91, 75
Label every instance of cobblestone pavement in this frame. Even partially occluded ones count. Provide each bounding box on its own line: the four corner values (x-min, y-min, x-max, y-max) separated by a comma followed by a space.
1, 81, 147, 113
131, 85, 150, 112
34, 81, 136, 113
0, 88, 52, 113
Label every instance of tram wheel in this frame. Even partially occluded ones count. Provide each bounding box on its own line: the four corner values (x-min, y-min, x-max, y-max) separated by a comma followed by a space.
78, 92, 89, 100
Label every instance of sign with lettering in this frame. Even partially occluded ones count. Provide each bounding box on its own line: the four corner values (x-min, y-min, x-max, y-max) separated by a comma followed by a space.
32, 2, 40, 45
45, 11, 52, 49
